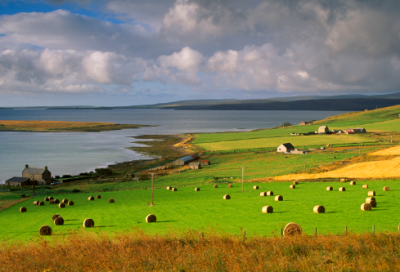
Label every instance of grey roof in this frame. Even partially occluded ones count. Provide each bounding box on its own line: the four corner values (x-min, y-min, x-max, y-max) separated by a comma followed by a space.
6, 177, 30, 183
23, 167, 45, 175
179, 156, 195, 162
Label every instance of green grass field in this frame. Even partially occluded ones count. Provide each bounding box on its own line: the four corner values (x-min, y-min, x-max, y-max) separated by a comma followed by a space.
1, 180, 399, 242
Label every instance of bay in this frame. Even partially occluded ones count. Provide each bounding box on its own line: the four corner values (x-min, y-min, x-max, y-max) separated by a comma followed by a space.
0, 109, 347, 183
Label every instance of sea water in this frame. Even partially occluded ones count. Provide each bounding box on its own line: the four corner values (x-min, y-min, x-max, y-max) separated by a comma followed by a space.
0, 109, 346, 182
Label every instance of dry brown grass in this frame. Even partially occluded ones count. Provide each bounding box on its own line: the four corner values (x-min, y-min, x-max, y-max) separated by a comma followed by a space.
2, 230, 400, 271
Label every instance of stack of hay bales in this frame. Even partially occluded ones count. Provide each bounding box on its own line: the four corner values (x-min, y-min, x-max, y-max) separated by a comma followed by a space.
146, 214, 157, 223
223, 194, 230, 200
275, 195, 283, 201
262, 206, 273, 213
313, 205, 325, 213
326, 186, 333, 191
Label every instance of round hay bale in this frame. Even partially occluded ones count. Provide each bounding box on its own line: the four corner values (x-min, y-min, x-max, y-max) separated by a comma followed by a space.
290, 185, 295, 189
262, 206, 273, 213
146, 214, 157, 223
223, 194, 231, 200
58, 203, 65, 208
275, 195, 283, 201
38, 201, 45, 206
293, 181, 298, 185
313, 205, 325, 213
363, 184, 368, 189
213, 184, 218, 188
267, 191, 274, 196
109, 198, 115, 203
326, 186, 333, 191
368, 191, 375, 196
68, 201, 74, 206
52, 214, 60, 221
339, 187, 346, 191
283, 222, 302, 237
96, 195, 101, 199
88, 196, 94, 201
228, 184, 232, 188
340, 178, 346, 183
253, 185, 259, 190
260, 192, 267, 197
54, 217, 64, 226
44, 197, 50, 202
350, 181, 356, 185
370, 200, 377, 208
39, 225, 52, 236
172, 188, 177, 191
33, 201, 39, 205
83, 218, 95, 228
194, 187, 200, 191
19, 207, 27, 213
49, 200, 55, 204
166, 186, 171, 190
366, 196, 376, 202
54, 199, 60, 204
383, 186, 390, 191
49, 196, 54, 200
62, 199, 68, 204
361, 203, 372, 211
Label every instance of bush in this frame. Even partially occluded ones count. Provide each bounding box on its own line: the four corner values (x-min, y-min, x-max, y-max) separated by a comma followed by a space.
62, 175, 72, 178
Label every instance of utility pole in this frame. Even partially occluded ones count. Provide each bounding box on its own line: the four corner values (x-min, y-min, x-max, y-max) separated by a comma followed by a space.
391, 136, 393, 144
241, 167, 245, 192
150, 173, 155, 206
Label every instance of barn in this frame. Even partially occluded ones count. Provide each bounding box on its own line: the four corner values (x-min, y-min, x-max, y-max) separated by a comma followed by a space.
277, 143, 295, 153
5, 177, 30, 187
318, 126, 329, 134
200, 159, 210, 166
189, 162, 201, 170
22, 165, 52, 185
173, 155, 198, 166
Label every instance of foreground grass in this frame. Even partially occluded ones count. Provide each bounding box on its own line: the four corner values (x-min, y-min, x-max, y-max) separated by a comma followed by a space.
0, 120, 147, 132
2, 229, 400, 271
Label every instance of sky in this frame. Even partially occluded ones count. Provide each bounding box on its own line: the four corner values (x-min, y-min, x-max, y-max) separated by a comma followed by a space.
0, 0, 399, 106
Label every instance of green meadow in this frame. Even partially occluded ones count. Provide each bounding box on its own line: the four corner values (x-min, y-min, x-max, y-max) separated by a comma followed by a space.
1, 180, 399, 242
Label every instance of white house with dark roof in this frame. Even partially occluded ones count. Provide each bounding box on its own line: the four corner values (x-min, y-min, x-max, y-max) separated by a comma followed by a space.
277, 143, 295, 153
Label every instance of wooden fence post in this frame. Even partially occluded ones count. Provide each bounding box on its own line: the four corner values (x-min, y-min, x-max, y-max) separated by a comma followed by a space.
345, 226, 347, 236
243, 231, 246, 240
314, 227, 317, 237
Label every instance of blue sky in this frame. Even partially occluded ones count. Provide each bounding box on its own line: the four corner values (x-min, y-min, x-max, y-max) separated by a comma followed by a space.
0, 0, 399, 106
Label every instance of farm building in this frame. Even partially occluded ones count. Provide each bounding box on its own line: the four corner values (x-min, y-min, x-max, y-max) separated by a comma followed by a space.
200, 160, 210, 166
331, 129, 343, 134
277, 143, 295, 153
189, 162, 201, 170
173, 155, 199, 166
290, 149, 306, 155
22, 164, 52, 185
299, 121, 313, 125
5, 177, 30, 187
318, 126, 329, 134
344, 128, 366, 134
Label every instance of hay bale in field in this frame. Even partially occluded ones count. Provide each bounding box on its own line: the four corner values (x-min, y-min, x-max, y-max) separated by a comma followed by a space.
83, 218, 95, 228
38, 201, 44, 206
383, 186, 390, 191
340, 178, 346, 183
369, 200, 377, 208
49, 196, 54, 200
267, 191, 274, 196
361, 203, 372, 211
58, 203, 65, 208
366, 197, 376, 203
88, 196, 94, 201
49, 200, 54, 204
45, 197, 50, 201
275, 195, 283, 201
326, 186, 333, 191
283, 222, 302, 237
290, 185, 295, 189
228, 184, 232, 188
260, 192, 267, 197
339, 187, 346, 191
54, 217, 64, 226
313, 205, 325, 213
68, 201, 74, 206
293, 181, 298, 185
172, 188, 177, 191
33, 201, 39, 205
166, 186, 171, 190
223, 194, 231, 200
253, 185, 259, 190
363, 184, 368, 189
96, 195, 101, 199
39, 225, 52, 236
195, 187, 200, 191
109, 198, 115, 203
262, 206, 273, 213
62, 199, 68, 204
213, 184, 218, 188
368, 191, 375, 196
146, 214, 157, 223
350, 181, 356, 185
52, 214, 60, 221
19, 207, 27, 212
54, 199, 60, 204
